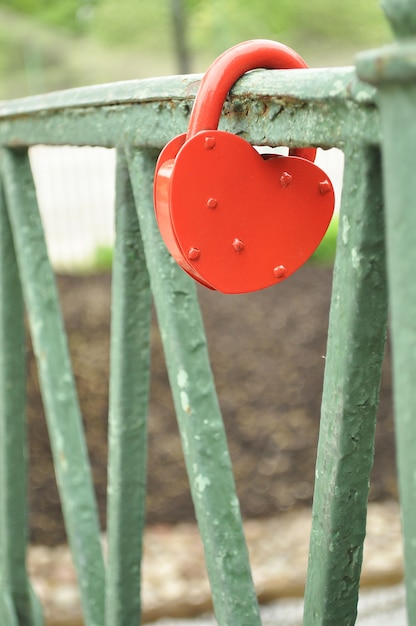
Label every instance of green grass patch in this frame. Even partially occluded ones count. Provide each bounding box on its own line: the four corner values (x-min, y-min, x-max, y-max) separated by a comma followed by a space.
90, 244, 113, 271
310, 215, 338, 265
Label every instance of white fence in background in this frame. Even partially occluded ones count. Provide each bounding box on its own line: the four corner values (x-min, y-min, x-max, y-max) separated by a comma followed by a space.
28, 145, 344, 272
29, 146, 116, 270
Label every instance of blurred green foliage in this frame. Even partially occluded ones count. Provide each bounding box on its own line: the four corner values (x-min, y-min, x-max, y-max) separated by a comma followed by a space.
184, 0, 391, 56
0, 0, 391, 45
0, 0, 90, 32
0, 0, 392, 98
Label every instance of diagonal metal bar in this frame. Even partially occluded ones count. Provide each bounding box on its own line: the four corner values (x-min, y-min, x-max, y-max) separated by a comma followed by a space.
0, 175, 35, 626
0, 148, 105, 626
105, 151, 152, 625
126, 147, 262, 626
303, 144, 388, 625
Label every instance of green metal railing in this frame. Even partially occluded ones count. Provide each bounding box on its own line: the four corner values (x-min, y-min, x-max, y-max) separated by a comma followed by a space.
1, 1, 415, 625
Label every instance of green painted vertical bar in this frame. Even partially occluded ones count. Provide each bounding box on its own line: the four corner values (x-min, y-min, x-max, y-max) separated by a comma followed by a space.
371, 83, 416, 624
357, 5, 416, 619
0, 596, 18, 626
0, 148, 105, 626
0, 177, 30, 626
105, 152, 152, 626
126, 148, 261, 626
303, 145, 388, 625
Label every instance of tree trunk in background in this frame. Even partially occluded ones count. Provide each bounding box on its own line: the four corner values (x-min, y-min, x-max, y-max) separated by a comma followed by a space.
170, 0, 192, 74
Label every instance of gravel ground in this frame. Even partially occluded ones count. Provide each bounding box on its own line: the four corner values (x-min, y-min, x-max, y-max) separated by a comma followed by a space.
152, 585, 407, 626
28, 501, 403, 625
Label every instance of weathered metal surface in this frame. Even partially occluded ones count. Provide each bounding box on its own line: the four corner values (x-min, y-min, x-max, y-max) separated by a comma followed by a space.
0, 176, 42, 626
184, 40, 313, 154
0, 148, 105, 626
303, 145, 387, 624
0, 67, 378, 150
0, 67, 375, 117
127, 147, 262, 626
358, 39, 416, 84
105, 152, 152, 625
380, 0, 416, 38
357, 4, 416, 620
379, 87, 416, 625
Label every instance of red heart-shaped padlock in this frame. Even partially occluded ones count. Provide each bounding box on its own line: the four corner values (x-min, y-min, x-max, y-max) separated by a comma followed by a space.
154, 40, 335, 294
163, 130, 334, 294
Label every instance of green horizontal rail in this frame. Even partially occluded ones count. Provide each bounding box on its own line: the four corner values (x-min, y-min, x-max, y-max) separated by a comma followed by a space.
0, 67, 378, 149
0, 3, 415, 624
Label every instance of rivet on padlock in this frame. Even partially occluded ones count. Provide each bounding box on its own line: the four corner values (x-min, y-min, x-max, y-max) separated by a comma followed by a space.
280, 172, 293, 188
188, 247, 201, 261
154, 39, 335, 294
232, 238, 245, 253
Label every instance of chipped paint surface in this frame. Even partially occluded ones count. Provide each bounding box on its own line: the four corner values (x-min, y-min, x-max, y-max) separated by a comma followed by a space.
177, 369, 191, 413
180, 390, 191, 414
329, 79, 346, 98
177, 368, 189, 389
342, 214, 350, 245
195, 474, 211, 494
351, 247, 362, 270
0, 66, 379, 152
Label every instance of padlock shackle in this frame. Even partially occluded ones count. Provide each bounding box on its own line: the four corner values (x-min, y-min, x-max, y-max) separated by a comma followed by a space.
187, 39, 316, 161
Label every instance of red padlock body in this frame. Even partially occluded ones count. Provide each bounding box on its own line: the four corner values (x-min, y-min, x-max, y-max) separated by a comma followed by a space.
166, 130, 334, 294
154, 133, 187, 267
154, 133, 214, 289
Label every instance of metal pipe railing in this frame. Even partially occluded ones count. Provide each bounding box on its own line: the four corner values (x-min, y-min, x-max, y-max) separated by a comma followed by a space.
0, 2, 415, 624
